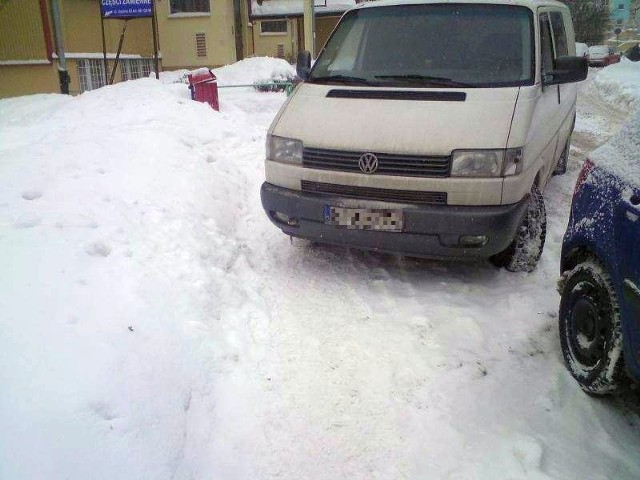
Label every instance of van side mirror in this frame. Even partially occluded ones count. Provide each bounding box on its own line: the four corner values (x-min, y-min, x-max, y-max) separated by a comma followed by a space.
296, 50, 311, 80
544, 56, 588, 85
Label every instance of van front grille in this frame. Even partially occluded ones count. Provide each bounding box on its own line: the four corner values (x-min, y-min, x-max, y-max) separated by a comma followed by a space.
301, 181, 447, 205
302, 147, 451, 178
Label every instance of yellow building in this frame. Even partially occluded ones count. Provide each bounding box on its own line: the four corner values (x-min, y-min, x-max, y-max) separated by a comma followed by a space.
1, 0, 158, 98
247, 0, 354, 62
1, 0, 356, 98
155, 0, 240, 70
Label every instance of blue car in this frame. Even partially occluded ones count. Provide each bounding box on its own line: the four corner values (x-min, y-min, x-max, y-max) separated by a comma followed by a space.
559, 116, 640, 395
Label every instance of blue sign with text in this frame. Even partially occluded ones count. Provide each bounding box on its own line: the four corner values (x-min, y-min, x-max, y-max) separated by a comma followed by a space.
101, 0, 152, 18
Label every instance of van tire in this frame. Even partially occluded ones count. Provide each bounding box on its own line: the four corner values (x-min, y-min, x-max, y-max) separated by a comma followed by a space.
490, 184, 546, 273
553, 138, 570, 176
559, 259, 626, 395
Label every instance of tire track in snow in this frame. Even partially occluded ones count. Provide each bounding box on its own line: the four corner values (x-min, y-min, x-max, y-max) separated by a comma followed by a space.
224, 73, 640, 479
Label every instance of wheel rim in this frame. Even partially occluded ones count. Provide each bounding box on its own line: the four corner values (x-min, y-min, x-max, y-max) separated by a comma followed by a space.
566, 281, 610, 368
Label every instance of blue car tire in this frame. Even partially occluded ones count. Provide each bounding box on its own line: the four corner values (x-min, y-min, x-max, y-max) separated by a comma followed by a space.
559, 259, 627, 395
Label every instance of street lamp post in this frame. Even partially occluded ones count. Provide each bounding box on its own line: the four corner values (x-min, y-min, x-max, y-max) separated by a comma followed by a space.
303, 0, 315, 58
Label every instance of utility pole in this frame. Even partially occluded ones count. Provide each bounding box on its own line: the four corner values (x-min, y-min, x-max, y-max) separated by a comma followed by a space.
303, 0, 315, 58
50, 0, 70, 94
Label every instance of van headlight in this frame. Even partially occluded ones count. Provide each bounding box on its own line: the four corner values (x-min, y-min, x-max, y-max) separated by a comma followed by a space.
266, 135, 303, 164
451, 148, 523, 177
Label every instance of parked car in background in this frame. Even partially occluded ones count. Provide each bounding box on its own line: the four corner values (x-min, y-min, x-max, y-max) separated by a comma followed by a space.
626, 43, 640, 62
558, 111, 640, 395
588, 45, 621, 67
575, 42, 589, 61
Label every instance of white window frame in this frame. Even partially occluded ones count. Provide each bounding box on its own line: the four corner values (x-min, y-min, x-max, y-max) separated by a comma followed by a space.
77, 59, 108, 93
121, 58, 154, 81
260, 20, 288, 36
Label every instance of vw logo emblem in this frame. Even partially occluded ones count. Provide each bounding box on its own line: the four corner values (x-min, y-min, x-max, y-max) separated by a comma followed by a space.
358, 153, 379, 174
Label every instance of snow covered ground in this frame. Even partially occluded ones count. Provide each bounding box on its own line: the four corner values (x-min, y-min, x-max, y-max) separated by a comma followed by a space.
1, 59, 639, 479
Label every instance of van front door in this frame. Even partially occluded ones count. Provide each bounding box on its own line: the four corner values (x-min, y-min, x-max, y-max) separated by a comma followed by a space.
548, 10, 576, 163
530, 10, 562, 187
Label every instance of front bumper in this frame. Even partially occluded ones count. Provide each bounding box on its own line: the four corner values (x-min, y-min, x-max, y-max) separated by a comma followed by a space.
261, 182, 530, 259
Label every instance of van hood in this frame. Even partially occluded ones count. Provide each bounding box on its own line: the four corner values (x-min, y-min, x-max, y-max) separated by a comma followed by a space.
271, 83, 520, 155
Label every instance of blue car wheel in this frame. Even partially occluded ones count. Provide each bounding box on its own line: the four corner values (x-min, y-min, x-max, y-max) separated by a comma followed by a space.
559, 259, 627, 394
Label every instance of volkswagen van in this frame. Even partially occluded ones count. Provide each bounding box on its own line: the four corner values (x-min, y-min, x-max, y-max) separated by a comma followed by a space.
260, 0, 587, 272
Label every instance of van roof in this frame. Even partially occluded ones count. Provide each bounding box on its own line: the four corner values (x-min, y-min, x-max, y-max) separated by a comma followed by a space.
353, 0, 569, 12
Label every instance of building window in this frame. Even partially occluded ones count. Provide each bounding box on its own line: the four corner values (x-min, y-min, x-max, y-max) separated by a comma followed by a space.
618, 4, 624, 9
261, 20, 287, 35
616, 19, 624, 24
77, 59, 108, 93
170, 0, 210, 14
122, 59, 155, 81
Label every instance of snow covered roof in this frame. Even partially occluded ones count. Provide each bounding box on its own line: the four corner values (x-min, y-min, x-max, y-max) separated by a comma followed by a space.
250, 0, 356, 18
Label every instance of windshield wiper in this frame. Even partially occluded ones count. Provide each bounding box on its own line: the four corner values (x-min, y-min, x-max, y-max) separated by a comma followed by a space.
375, 74, 474, 87
308, 75, 378, 86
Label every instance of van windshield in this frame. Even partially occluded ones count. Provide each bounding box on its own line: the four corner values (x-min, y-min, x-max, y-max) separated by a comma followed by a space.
308, 4, 534, 88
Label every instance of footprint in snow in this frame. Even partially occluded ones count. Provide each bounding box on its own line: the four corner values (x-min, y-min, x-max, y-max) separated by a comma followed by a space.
85, 240, 112, 257
14, 214, 41, 228
21, 189, 43, 200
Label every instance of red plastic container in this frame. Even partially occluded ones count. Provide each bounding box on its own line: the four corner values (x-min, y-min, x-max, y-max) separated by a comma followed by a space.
187, 69, 219, 111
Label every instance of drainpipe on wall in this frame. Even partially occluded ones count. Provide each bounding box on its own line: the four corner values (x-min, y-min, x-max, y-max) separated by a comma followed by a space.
49, 0, 70, 94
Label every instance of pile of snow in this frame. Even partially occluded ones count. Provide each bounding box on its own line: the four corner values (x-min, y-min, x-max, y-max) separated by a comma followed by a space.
591, 108, 640, 184
590, 58, 640, 111
160, 57, 296, 87
0, 78, 287, 479
158, 68, 190, 84
212, 57, 296, 86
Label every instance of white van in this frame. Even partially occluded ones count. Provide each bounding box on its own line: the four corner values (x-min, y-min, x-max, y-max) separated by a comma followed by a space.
261, 0, 587, 272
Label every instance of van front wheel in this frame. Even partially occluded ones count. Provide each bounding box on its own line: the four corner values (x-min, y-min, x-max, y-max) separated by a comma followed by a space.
490, 185, 546, 273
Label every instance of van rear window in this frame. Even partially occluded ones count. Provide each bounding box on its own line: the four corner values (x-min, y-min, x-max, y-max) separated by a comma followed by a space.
309, 4, 534, 88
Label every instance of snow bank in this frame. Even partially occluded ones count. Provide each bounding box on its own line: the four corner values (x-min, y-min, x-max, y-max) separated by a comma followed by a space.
588, 61, 640, 183
158, 68, 189, 84
212, 57, 295, 86
160, 57, 296, 87
590, 58, 640, 111
591, 109, 640, 184
0, 78, 287, 479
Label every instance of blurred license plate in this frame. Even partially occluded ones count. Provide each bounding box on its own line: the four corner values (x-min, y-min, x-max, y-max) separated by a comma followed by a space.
325, 205, 403, 231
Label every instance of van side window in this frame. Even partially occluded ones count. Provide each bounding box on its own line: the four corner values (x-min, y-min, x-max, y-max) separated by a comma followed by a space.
539, 13, 554, 75
550, 12, 568, 57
